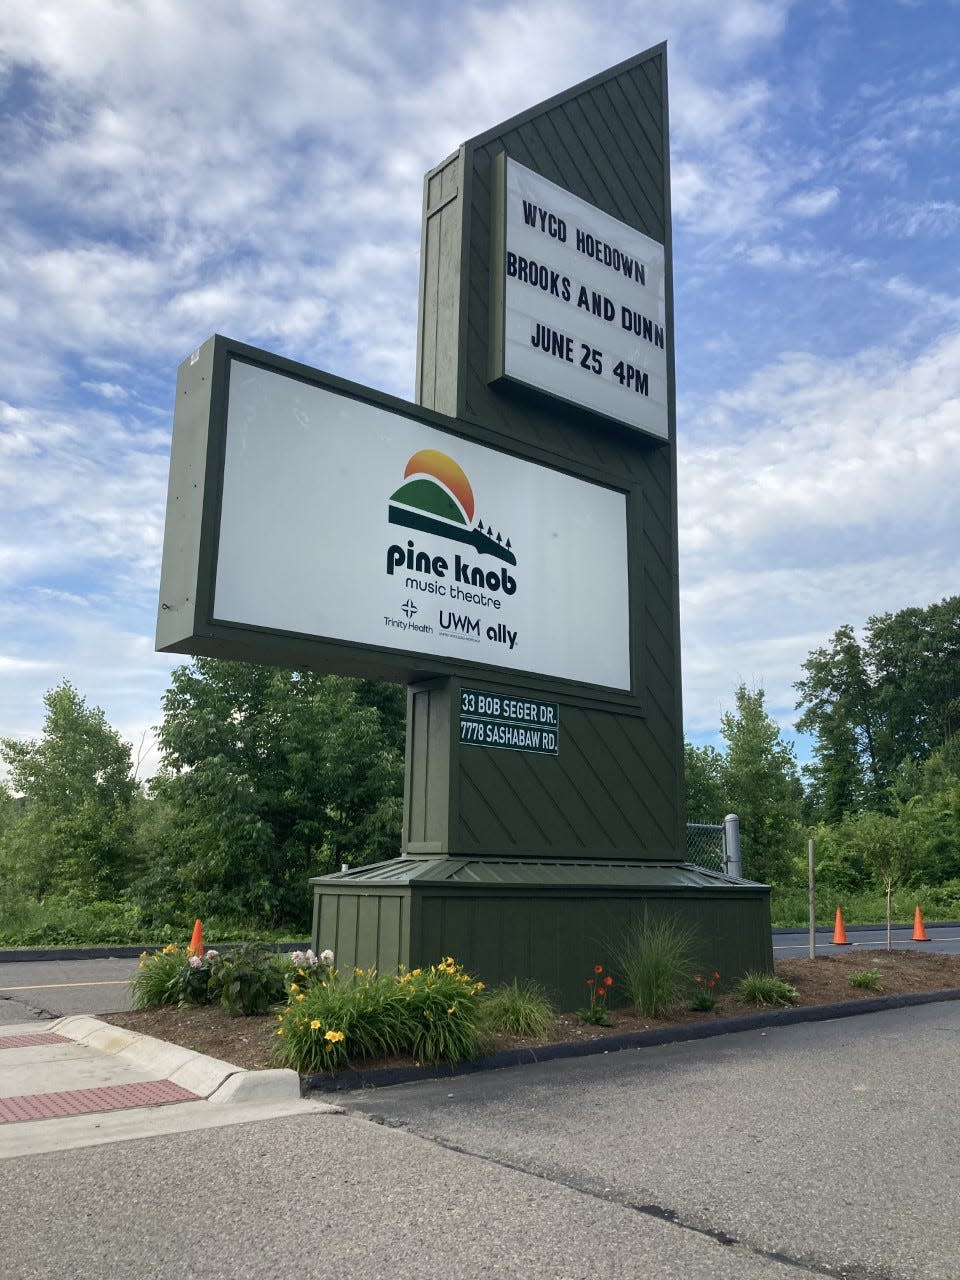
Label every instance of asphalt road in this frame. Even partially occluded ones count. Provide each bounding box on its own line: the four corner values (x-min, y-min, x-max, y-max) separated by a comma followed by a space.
2, 1002, 957, 1278
0, 957, 138, 1022
773, 922, 960, 958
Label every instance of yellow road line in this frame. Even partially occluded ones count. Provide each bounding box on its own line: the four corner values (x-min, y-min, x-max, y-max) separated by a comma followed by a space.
0, 980, 131, 992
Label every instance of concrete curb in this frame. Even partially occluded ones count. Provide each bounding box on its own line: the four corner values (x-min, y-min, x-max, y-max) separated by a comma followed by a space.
50, 1014, 302, 1103
303, 986, 960, 1093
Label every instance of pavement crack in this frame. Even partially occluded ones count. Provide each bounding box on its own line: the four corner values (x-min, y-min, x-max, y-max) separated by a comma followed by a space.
353, 1114, 900, 1280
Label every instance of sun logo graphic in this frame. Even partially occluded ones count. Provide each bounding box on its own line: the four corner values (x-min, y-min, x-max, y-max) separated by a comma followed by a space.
388, 449, 517, 566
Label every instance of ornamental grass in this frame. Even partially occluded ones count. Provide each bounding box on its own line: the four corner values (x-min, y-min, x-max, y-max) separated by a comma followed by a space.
616, 910, 696, 1018
481, 978, 556, 1039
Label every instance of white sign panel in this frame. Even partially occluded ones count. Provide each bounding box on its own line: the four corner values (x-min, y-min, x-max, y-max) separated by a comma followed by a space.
498, 157, 668, 440
213, 360, 632, 690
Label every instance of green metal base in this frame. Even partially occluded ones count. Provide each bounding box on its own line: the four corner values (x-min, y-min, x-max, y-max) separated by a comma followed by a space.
311, 856, 772, 1010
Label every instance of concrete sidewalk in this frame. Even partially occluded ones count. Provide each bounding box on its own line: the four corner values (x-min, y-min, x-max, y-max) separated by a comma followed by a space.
0, 1014, 339, 1158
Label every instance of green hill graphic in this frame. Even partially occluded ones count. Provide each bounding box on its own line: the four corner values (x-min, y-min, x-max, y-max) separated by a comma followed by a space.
390, 478, 467, 525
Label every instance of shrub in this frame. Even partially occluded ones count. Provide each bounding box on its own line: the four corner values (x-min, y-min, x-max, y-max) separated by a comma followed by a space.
849, 968, 882, 991
483, 979, 555, 1038
616, 911, 695, 1018
131, 944, 186, 1009
273, 967, 411, 1073
0, 895, 146, 947
272, 956, 488, 1073
738, 972, 798, 1007
400, 958, 487, 1065
207, 943, 288, 1016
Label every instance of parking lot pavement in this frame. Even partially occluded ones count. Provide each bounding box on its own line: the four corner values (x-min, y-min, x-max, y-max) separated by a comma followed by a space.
344, 1000, 960, 1280
1, 1108, 813, 1280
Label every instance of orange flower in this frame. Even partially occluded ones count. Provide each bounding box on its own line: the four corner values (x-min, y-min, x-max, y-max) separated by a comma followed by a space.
712, 971, 721, 981
586, 978, 595, 986
694, 974, 703, 984
604, 975, 614, 987
593, 964, 603, 974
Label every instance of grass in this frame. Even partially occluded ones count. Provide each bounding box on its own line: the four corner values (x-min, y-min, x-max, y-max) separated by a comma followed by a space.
737, 972, 798, 1007
615, 911, 696, 1018
0, 892, 305, 948
770, 882, 960, 928
482, 979, 555, 1038
849, 968, 882, 991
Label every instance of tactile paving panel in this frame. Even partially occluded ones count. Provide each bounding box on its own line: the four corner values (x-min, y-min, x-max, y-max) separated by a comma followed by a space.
0, 1079, 200, 1124
0, 1033, 72, 1051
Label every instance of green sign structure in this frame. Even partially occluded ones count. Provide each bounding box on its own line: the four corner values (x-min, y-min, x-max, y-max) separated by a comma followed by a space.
157, 43, 772, 1006
459, 688, 559, 755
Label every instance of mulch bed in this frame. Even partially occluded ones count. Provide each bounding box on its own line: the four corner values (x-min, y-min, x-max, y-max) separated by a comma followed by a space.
102, 949, 960, 1074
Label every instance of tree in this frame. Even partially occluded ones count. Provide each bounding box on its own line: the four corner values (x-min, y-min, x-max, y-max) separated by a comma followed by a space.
838, 810, 912, 950
719, 684, 803, 885
0, 682, 136, 900
683, 741, 727, 822
795, 625, 881, 818
796, 597, 960, 818
138, 659, 405, 930
890, 743, 960, 887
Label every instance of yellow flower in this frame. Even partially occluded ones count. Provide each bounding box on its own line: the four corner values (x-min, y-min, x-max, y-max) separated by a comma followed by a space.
324, 1029, 345, 1043
310, 1019, 322, 1030
276, 1028, 284, 1036
162, 943, 177, 955
296, 993, 305, 1002
447, 1005, 457, 1014
289, 982, 299, 993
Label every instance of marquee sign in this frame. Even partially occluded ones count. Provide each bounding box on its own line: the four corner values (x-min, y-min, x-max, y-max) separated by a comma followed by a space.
157, 338, 633, 694
490, 156, 668, 441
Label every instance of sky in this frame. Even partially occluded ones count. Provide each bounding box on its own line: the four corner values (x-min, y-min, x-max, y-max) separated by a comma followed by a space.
1, 0, 958, 779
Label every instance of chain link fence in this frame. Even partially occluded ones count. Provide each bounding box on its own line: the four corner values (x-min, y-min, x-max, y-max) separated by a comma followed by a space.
685, 817, 740, 876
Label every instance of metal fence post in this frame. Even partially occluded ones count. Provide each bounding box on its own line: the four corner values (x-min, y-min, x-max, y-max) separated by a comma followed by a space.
723, 814, 742, 878
808, 838, 816, 958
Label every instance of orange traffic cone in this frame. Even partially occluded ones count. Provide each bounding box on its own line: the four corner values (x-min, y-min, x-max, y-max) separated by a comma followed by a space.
187, 918, 204, 958
832, 907, 850, 945
913, 906, 929, 942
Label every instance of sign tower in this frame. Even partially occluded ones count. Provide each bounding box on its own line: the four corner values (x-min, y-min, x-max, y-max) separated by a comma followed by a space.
157, 45, 773, 1005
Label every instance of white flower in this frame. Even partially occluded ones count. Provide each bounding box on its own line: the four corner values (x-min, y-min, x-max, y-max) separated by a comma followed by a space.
290, 950, 306, 965
206, 950, 219, 959
304, 949, 317, 965
188, 955, 203, 969
320, 949, 334, 966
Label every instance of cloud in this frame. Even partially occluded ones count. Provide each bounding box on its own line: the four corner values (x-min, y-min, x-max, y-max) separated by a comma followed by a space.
784, 186, 839, 217
677, 327, 960, 739
1, 0, 956, 781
